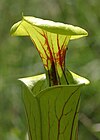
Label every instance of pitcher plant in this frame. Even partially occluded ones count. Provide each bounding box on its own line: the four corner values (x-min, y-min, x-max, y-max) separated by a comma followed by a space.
10, 16, 90, 140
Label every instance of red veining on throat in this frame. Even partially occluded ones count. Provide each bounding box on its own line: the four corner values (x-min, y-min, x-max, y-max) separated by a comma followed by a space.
32, 27, 68, 71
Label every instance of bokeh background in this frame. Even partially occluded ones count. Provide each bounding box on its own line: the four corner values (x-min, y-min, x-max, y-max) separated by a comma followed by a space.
0, 0, 100, 140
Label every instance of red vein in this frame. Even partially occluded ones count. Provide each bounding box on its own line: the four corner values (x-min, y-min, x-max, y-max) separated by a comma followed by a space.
56, 35, 69, 84
43, 31, 54, 62
70, 95, 80, 140
54, 87, 79, 140
61, 36, 68, 50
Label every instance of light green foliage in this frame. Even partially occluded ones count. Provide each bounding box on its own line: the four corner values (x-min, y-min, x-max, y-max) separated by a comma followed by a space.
20, 72, 89, 140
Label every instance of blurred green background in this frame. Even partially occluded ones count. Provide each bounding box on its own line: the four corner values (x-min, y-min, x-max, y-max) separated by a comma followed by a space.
0, 0, 100, 140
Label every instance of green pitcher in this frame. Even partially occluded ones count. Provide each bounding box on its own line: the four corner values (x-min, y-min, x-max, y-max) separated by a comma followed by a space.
10, 16, 89, 140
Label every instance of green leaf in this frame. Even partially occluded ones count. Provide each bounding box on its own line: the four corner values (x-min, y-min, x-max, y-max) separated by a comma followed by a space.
21, 80, 80, 140
37, 85, 81, 140
22, 85, 41, 140
19, 72, 89, 140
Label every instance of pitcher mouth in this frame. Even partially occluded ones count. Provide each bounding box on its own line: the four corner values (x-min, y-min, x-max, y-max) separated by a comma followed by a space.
19, 71, 90, 95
